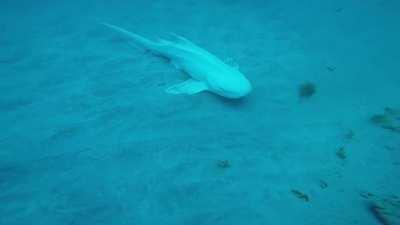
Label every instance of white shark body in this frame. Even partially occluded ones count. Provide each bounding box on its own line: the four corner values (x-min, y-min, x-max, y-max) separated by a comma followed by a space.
103, 23, 252, 99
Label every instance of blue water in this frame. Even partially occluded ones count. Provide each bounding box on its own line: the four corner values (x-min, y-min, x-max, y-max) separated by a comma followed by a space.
1, 1, 399, 224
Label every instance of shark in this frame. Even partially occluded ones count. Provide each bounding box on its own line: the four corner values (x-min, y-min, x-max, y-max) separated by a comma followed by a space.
103, 23, 252, 99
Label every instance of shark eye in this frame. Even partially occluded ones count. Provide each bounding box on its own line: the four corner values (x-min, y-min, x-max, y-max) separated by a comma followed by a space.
219, 87, 230, 93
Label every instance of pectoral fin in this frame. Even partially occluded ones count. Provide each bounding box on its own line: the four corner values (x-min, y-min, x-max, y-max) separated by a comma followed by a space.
165, 79, 208, 95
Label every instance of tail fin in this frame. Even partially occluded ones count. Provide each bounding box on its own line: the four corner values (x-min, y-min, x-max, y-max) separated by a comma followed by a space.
102, 23, 156, 50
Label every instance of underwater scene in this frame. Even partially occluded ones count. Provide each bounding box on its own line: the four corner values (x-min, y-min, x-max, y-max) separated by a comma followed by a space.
1, 0, 399, 224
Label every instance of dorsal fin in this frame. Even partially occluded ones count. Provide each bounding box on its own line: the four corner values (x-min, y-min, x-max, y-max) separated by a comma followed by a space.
169, 33, 196, 46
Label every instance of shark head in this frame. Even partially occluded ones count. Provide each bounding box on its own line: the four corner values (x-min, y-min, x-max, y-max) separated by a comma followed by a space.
211, 70, 252, 99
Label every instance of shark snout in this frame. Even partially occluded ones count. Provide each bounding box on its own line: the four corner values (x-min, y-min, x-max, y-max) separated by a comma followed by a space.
235, 79, 252, 98
218, 78, 252, 99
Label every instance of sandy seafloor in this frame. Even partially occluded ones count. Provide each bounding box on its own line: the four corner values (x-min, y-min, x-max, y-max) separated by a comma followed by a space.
0, 0, 399, 224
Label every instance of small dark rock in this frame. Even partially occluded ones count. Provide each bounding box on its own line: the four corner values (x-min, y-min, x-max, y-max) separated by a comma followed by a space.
217, 160, 230, 169
298, 82, 316, 98
318, 180, 328, 189
326, 66, 336, 72
336, 146, 347, 160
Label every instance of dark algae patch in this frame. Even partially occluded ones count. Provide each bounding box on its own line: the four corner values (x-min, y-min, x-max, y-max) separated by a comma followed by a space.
370, 107, 400, 134
318, 179, 328, 189
298, 82, 316, 98
336, 146, 347, 160
361, 192, 400, 225
216, 160, 231, 169
326, 65, 336, 72
291, 189, 310, 202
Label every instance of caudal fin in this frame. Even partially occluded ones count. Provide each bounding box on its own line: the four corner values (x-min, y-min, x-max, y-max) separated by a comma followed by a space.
102, 23, 156, 50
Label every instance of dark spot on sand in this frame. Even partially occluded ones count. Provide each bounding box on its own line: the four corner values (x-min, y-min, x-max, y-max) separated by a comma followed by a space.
216, 160, 230, 169
291, 189, 310, 202
366, 195, 400, 225
336, 146, 347, 160
318, 180, 328, 189
298, 82, 316, 98
335, 7, 343, 13
326, 65, 336, 72
370, 107, 400, 133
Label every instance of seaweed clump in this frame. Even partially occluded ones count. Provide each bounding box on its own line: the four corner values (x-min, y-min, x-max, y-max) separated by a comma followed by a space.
336, 146, 347, 160
298, 82, 316, 98
370, 107, 400, 133
291, 189, 310, 202
318, 180, 328, 189
361, 192, 400, 225
216, 160, 230, 169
